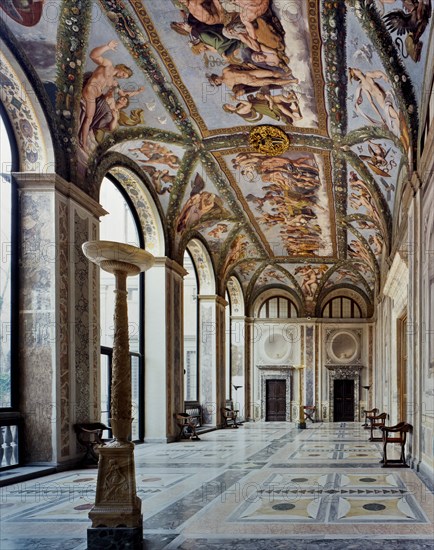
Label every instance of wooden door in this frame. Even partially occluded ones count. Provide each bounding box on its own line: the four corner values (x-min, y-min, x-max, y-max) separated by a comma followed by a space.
266, 380, 286, 421
333, 379, 354, 421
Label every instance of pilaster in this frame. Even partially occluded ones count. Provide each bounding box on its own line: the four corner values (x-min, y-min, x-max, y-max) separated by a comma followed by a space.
144, 257, 186, 442
198, 294, 227, 426
15, 173, 105, 464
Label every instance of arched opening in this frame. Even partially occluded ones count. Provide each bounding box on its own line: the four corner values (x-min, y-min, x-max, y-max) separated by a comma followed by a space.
321, 296, 362, 318
183, 249, 199, 402
226, 276, 246, 421
225, 290, 231, 401
99, 175, 145, 441
258, 296, 299, 319
0, 104, 19, 469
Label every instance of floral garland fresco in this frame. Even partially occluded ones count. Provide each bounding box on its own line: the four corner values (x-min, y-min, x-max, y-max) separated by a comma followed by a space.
2, 0, 430, 309
0, 52, 45, 170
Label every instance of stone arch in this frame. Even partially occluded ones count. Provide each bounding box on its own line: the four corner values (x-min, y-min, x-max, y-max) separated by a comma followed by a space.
226, 276, 245, 316
251, 287, 303, 318
185, 238, 215, 295
105, 166, 166, 257
316, 287, 371, 318
0, 43, 55, 173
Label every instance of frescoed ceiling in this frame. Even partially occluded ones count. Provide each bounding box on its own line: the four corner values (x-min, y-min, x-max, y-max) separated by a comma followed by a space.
1, 0, 431, 313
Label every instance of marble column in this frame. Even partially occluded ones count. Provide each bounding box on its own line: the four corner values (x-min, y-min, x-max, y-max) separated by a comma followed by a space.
230, 315, 246, 421
198, 295, 227, 426
244, 317, 255, 421
144, 258, 186, 442
15, 173, 105, 465
83, 240, 154, 548
295, 365, 306, 429
304, 325, 315, 408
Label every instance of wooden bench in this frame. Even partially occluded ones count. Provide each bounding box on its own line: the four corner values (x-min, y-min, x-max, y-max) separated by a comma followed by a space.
380, 422, 412, 467
74, 422, 108, 464
175, 413, 201, 440
362, 407, 379, 428
303, 406, 316, 423
368, 412, 388, 442
222, 400, 239, 428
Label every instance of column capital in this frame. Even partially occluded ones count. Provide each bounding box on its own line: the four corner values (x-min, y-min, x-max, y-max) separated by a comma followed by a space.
13, 172, 107, 218
231, 315, 247, 321
150, 256, 187, 277
198, 294, 228, 307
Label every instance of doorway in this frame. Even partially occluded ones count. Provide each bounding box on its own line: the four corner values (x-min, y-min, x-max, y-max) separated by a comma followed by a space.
333, 379, 354, 421
397, 314, 408, 420
266, 379, 286, 421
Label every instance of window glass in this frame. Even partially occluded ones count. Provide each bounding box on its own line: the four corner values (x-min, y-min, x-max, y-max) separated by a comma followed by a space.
0, 114, 13, 408
183, 250, 198, 401
100, 178, 140, 351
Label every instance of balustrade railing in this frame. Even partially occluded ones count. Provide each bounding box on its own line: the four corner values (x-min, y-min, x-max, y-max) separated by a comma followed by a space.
0, 424, 19, 469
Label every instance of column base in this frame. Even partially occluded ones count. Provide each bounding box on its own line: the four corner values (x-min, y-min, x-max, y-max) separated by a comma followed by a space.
87, 526, 143, 549
297, 421, 307, 429
89, 442, 142, 529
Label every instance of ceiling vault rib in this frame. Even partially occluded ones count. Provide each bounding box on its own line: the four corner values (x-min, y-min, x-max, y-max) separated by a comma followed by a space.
199, 150, 269, 259
98, 0, 199, 141
165, 148, 201, 234
339, 149, 392, 242
7, 0, 425, 309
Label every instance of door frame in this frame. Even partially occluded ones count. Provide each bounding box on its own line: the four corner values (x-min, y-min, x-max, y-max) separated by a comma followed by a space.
326, 365, 362, 422
258, 368, 291, 421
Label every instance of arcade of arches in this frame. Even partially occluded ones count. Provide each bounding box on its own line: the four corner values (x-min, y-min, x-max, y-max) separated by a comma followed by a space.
0, 1, 434, 548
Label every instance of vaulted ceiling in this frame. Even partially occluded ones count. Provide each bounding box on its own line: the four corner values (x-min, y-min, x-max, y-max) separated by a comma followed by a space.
1, 0, 431, 312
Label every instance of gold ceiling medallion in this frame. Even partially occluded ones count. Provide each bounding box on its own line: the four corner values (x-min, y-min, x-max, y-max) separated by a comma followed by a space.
249, 125, 290, 156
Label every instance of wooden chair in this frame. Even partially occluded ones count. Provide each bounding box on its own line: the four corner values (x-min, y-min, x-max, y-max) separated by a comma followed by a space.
368, 412, 388, 441
74, 422, 108, 464
175, 413, 201, 440
362, 407, 379, 428
184, 401, 202, 428
380, 422, 412, 467
303, 406, 316, 423
222, 400, 239, 428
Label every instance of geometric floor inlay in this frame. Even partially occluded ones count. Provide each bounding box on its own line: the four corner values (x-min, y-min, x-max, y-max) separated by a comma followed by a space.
1, 422, 433, 549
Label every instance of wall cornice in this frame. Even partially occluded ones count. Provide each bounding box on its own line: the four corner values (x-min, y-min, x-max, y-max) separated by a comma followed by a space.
14, 173, 107, 218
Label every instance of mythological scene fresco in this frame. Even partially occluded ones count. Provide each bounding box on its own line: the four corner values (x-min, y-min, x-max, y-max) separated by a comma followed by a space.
1, 0, 58, 95
141, 0, 326, 134
217, 149, 336, 259
113, 140, 186, 211
2, 2, 434, 547
78, 5, 178, 156
1, 0, 431, 308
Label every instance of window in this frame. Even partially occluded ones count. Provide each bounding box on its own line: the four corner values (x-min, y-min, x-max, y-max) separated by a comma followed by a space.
322, 297, 362, 318
0, 106, 19, 469
99, 176, 144, 441
259, 296, 298, 319
0, 108, 17, 410
183, 250, 198, 401
225, 290, 231, 400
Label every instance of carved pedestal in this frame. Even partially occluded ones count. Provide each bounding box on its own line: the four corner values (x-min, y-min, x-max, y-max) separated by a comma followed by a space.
83, 241, 154, 549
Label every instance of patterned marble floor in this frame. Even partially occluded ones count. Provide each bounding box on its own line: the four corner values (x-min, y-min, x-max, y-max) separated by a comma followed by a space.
1, 422, 433, 549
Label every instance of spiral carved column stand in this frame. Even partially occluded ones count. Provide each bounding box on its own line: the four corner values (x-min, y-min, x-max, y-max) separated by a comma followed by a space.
83, 241, 154, 548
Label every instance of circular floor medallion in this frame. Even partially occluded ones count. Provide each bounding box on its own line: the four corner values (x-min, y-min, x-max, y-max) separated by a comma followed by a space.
272, 503, 296, 511
363, 503, 386, 511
